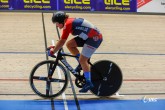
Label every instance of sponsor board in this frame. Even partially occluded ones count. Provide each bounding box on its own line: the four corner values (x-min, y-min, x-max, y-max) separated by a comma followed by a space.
0, 0, 56, 10
60, 0, 136, 12
0, 0, 136, 12
137, 0, 165, 13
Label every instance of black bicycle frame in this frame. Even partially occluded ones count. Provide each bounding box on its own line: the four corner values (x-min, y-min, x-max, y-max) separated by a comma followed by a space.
49, 49, 103, 79
60, 54, 78, 75
51, 49, 79, 76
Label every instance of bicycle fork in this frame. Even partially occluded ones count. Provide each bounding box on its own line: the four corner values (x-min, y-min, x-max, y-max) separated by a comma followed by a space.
46, 61, 58, 95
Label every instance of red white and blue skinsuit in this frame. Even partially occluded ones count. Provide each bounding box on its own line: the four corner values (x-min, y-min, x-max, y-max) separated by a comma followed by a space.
61, 18, 103, 58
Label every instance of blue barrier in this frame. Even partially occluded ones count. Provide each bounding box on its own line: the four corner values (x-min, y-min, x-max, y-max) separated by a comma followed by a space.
0, 99, 164, 110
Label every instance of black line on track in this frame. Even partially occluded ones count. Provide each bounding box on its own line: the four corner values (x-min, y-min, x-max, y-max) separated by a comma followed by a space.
42, 12, 55, 110
56, 27, 81, 110
42, 12, 49, 61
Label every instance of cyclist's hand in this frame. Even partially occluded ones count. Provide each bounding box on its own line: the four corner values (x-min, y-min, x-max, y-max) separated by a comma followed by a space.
47, 46, 55, 57
47, 46, 55, 50
47, 49, 54, 57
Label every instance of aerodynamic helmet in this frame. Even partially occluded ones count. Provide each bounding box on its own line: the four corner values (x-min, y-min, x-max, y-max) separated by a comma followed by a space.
52, 11, 67, 24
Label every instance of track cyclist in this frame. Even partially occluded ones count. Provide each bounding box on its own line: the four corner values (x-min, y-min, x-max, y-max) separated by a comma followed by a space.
48, 11, 103, 93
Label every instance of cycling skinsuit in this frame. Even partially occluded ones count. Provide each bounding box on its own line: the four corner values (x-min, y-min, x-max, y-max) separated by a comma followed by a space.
61, 18, 103, 58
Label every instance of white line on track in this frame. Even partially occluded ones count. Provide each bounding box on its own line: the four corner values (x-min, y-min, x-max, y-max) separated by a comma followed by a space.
52, 40, 69, 110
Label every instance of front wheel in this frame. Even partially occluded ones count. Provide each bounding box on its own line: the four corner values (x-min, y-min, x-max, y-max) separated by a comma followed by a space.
29, 60, 68, 98
90, 60, 123, 97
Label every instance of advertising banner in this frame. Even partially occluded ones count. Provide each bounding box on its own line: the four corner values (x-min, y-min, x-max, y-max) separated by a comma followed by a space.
0, 0, 137, 12
58, 0, 137, 12
0, 0, 56, 10
137, 0, 165, 13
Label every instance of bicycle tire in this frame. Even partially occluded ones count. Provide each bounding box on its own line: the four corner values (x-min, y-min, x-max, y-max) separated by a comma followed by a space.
90, 60, 123, 97
29, 60, 68, 98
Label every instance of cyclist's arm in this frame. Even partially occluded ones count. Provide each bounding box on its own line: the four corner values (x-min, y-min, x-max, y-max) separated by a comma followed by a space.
52, 39, 67, 53
52, 19, 72, 53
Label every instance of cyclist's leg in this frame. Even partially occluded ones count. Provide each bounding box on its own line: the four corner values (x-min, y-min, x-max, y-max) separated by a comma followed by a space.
66, 37, 86, 71
79, 45, 95, 92
79, 37, 102, 93
66, 36, 86, 54
66, 38, 79, 56
81, 37, 103, 72
79, 55, 90, 76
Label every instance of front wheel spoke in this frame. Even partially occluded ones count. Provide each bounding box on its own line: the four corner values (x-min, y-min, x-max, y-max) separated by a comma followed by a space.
32, 76, 48, 81
32, 76, 65, 83
50, 78, 66, 83
46, 81, 51, 96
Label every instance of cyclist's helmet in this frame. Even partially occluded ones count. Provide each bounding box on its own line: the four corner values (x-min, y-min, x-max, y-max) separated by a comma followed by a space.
52, 11, 66, 24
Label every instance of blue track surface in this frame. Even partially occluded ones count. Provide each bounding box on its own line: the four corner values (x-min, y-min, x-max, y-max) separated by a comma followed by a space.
0, 99, 164, 110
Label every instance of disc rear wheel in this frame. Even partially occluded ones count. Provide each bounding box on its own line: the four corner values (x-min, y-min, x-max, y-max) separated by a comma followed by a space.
90, 60, 123, 97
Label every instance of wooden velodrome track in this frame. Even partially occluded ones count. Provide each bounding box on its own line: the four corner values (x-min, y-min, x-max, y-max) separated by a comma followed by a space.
0, 12, 165, 102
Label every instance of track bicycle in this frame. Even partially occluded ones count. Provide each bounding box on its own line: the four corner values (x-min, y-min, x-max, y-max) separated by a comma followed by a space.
29, 48, 123, 98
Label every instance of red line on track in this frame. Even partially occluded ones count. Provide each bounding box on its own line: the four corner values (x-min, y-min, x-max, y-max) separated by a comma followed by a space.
0, 79, 28, 81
